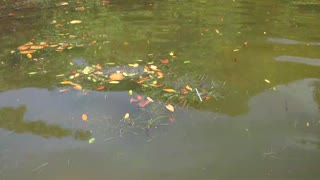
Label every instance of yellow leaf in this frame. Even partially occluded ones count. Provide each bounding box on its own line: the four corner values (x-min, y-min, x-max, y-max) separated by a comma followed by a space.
73, 84, 82, 90
27, 53, 32, 59
88, 138, 95, 144
124, 113, 130, 119
163, 88, 176, 93
109, 80, 120, 84
185, 85, 193, 91
264, 79, 271, 83
128, 63, 139, 67
82, 113, 88, 121
109, 73, 124, 81
165, 104, 175, 112
150, 65, 157, 70
129, 90, 133, 95
70, 20, 82, 24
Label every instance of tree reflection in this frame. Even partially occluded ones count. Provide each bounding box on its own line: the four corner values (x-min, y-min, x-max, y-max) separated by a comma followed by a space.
0, 105, 91, 140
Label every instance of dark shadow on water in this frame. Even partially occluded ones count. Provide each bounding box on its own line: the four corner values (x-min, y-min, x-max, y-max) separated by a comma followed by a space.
0, 105, 91, 140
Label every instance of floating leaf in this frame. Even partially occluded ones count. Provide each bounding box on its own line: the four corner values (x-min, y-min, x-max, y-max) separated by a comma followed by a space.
82, 113, 88, 121
59, 89, 69, 92
150, 65, 157, 70
139, 100, 151, 108
146, 97, 154, 102
165, 104, 175, 112
56, 74, 64, 77
109, 73, 124, 81
96, 64, 102, 70
106, 62, 115, 65
169, 51, 174, 56
123, 113, 130, 119
185, 85, 193, 91
128, 63, 139, 67
168, 117, 175, 122
180, 88, 188, 94
20, 50, 35, 54
264, 79, 271, 83
75, 6, 85, 11
183, 61, 191, 64
163, 88, 176, 93
82, 66, 93, 74
109, 81, 120, 84
157, 71, 164, 79
30, 45, 44, 50
27, 53, 32, 59
28, 72, 38, 75
18, 45, 30, 51
96, 86, 104, 91
60, 80, 73, 85
73, 84, 82, 90
70, 20, 82, 24
137, 95, 143, 101
88, 138, 95, 144
57, 2, 68, 6
128, 90, 133, 95
160, 59, 169, 64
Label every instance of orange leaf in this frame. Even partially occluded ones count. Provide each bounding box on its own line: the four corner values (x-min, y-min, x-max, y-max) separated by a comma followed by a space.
30, 45, 44, 50
163, 88, 176, 93
60, 80, 74, 85
17, 45, 30, 51
82, 113, 88, 121
180, 88, 188, 94
157, 71, 164, 79
96, 86, 104, 91
20, 50, 35, 54
109, 73, 124, 81
165, 104, 175, 112
96, 64, 102, 70
73, 84, 82, 90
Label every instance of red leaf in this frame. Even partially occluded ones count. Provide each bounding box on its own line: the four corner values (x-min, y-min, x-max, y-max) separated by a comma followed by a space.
96, 86, 104, 91
139, 100, 151, 108
137, 95, 143, 101
168, 117, 175, 123
180, 88, 188, 94
130, 97, 138, 103
160, 59, 169, 64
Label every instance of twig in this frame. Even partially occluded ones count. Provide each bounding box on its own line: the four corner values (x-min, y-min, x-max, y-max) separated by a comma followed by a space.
32, 162, 48, 172
104, 137, 115, 141
195, 88, 203, 102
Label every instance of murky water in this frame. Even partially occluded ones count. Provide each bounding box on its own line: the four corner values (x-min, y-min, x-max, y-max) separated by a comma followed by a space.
1, 0, 320, 179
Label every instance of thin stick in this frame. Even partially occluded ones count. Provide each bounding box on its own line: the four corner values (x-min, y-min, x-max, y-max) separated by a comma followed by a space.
195, 88, 203, 102
104, 137, 115, 141
32, 162, 48, 172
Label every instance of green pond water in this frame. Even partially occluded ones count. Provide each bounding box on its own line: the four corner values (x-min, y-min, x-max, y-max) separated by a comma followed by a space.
1, 0, 320, 179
